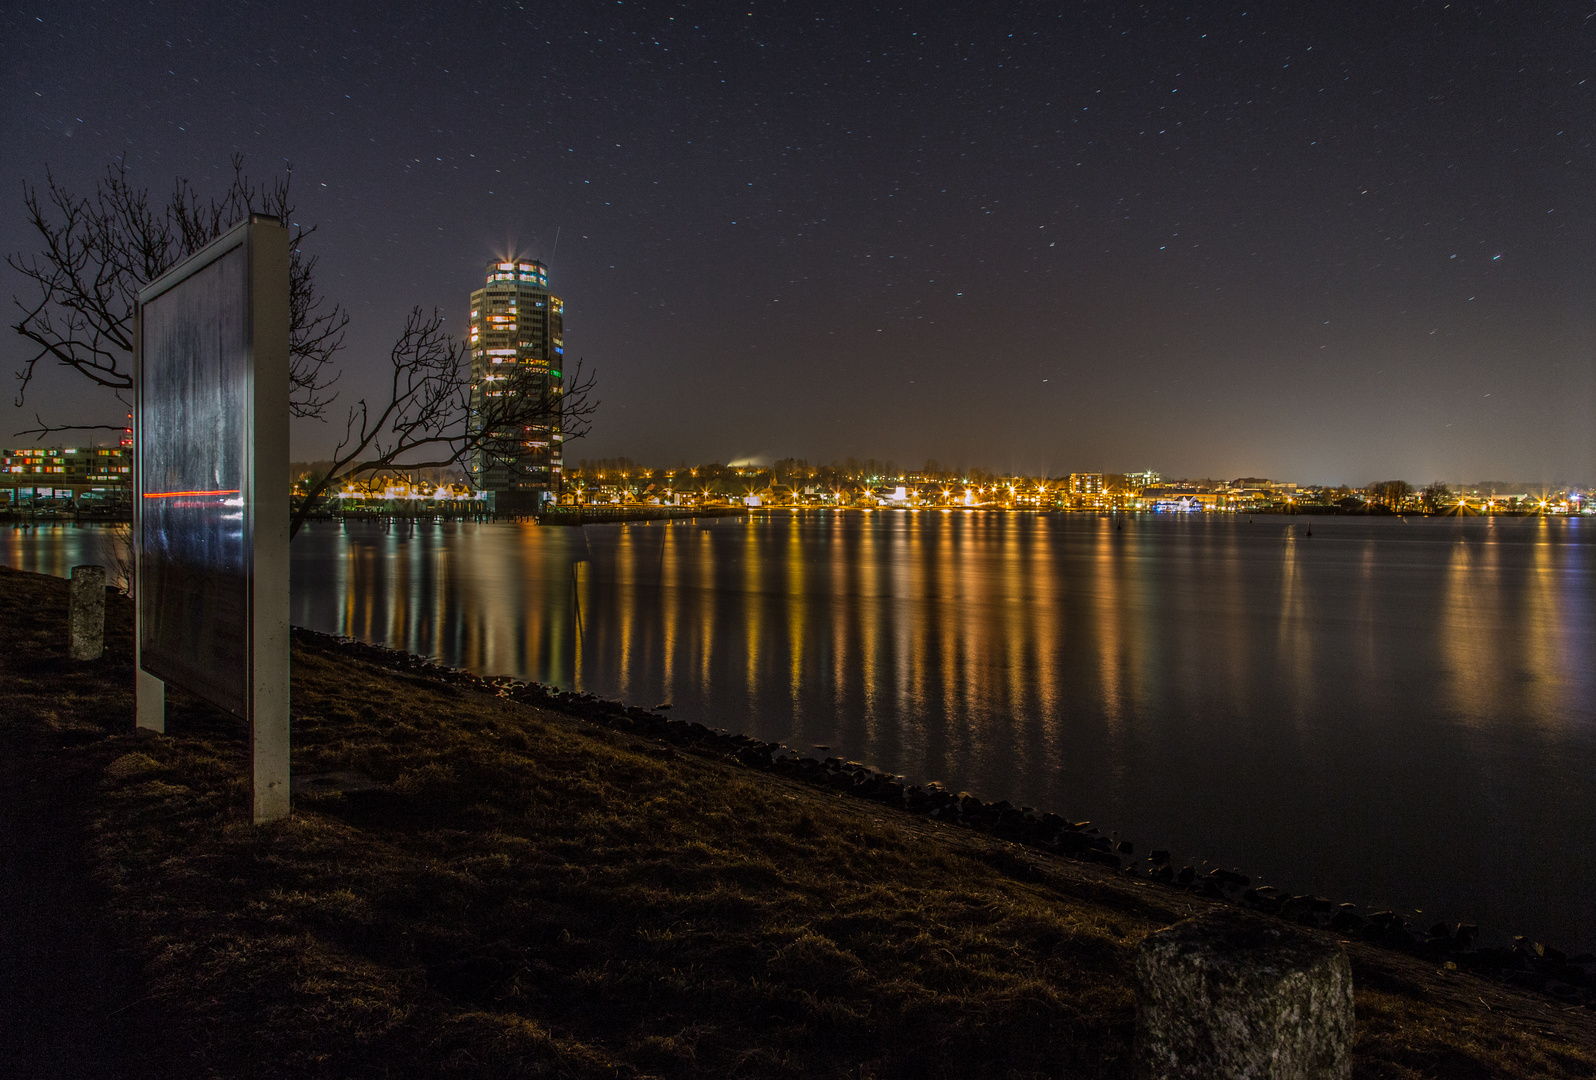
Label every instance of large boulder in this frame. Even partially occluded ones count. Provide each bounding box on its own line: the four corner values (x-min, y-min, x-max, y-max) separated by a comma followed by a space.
1133, 909, 1353, 1079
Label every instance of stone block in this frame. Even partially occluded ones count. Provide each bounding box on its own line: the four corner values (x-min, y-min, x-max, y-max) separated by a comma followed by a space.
69, 564, 106, 661
1133, 909, 1352, 1079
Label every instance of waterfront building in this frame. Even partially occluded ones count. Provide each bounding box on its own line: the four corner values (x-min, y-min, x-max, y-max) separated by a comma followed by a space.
467, 258, 565, 510
1064, 472, 1107, 510
2, 445, 131, 508
1134, 485, 1226, 512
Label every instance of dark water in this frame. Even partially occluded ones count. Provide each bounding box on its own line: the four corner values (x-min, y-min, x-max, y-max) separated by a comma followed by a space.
7, 512, 1595, 950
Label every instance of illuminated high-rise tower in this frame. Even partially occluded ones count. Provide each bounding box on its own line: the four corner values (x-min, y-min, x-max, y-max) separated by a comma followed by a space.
467, 258, 564, 507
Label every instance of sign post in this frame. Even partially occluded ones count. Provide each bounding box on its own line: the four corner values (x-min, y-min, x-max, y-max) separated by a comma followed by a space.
134, 215, 291, 823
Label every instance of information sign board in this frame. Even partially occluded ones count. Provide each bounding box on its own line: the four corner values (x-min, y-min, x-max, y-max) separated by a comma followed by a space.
135, 215, 290, 822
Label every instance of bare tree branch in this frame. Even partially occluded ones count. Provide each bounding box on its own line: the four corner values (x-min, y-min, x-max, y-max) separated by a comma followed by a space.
288, 309, 598, 537
9, 155, 346, 426
13, 414, 129, 439
12, 389, 132, 441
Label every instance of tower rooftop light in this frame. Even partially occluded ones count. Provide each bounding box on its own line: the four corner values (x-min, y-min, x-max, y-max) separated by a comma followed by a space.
485, 257, 549, 286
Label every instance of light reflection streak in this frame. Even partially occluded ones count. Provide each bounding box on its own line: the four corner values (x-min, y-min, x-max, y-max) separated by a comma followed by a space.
1026, 516, 1062, 783
1093, 518, 1126, 729
1439, 532, 1497, 727
660, 525, 677, 706
744, 517, 762, 706
787, 512, 805, 719
856, 516, 881, 729
1354, 540, 1381, 696
694, 527, 715, 701
615, 526, 635, 699
1277, 524, 1315, 715
1520, 519, 1566, 731
1000, 517, 1029, 758
890, 513, 922, 760
830, 512, 851, 730
956, 517, 984, 749
933, 515, 963, 777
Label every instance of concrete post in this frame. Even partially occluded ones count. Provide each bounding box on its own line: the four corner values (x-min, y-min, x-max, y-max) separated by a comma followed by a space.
1133, 910, 1353, 1080
68, 564, 106, 660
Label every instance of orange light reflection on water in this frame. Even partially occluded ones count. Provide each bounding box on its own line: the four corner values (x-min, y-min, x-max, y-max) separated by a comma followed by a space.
11, 513, 1596, 948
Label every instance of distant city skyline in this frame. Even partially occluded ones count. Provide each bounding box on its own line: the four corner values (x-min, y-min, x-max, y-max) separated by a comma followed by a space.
4, 2, 1593, 484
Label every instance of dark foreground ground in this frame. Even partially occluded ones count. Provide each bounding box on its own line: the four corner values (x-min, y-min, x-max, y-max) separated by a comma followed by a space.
2, 565, 1593, 1079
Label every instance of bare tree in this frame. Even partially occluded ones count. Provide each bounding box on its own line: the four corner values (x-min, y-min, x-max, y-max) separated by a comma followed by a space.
290, 308, 597, 537
1369, 480, 1413, 509
9, 156, 345, 434
93, 520, 134, 596
11, 158, 599, 536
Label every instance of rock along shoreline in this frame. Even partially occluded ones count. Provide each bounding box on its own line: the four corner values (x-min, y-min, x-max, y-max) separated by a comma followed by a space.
291, 625, 1596, 1011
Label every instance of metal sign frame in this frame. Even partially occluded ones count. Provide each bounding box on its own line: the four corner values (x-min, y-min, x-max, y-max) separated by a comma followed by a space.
134, 215, 290, 823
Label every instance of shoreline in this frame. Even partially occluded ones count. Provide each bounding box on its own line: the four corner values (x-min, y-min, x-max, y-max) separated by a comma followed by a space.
6, 503, 1588, 528
302, 625, 1596, 1009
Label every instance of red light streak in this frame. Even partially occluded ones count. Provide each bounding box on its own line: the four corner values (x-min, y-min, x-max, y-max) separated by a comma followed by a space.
142, 490, 241, 499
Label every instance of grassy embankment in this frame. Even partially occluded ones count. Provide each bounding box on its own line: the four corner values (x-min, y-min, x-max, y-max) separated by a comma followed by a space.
1, 564, 1593, 1079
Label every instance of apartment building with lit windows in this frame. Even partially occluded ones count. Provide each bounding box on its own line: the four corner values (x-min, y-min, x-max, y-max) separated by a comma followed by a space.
2, 445, 131, 507
467, 258, 565, 509
1063, 472, 1107, 509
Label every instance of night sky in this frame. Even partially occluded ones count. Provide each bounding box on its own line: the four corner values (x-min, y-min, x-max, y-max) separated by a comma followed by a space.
3, 1, 1593, 483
